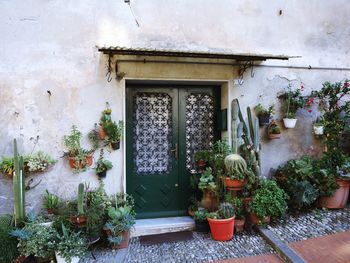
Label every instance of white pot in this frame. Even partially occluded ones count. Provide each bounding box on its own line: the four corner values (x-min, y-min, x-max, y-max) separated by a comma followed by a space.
283, 118, 297, 129
55, 252, 80, 263
314, 125, 324, 135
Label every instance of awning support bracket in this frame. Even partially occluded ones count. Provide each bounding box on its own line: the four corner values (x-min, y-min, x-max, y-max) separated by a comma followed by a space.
237, 60, 255, 85
106, 53, 113, 82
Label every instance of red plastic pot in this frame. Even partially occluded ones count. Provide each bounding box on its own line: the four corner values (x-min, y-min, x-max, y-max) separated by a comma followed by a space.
207, 217, 235, 241
319, 179, 350, 209
224, 177, 246, 190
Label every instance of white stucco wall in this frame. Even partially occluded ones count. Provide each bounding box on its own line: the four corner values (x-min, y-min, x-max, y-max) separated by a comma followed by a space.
1, 0, 349, 214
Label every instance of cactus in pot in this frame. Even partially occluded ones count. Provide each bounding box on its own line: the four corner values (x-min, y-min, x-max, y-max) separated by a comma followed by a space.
13, 139, 25, 227
70, 183, 87, 227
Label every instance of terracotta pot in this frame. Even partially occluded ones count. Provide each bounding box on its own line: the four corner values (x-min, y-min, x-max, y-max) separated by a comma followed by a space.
99, 126, 105, 140
47, 208, 54, 215
268, 133, 281, 139
188, 208, 195, 217
319, 179, 350, 209
68, 154, 93, 169
195, 219, 210, 233
235, 219, 245, 233
70, 215, 87, 227
224, 177, 246, 190
208, 217, 235, 241
283, 118, 297, 129
114, 231, 130, 249
200, 191, 219, 212
242, 197, 252, 209
249, 213, 270, 225
196, 160, 207, 171
15, 256, 27, 263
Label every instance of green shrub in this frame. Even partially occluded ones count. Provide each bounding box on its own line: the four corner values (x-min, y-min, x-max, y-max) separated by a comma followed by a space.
0, 215, 18, 263
193, 208, 208, 221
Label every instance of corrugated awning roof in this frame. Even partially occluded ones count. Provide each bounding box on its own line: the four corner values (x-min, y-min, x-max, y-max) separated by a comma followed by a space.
97, 46, 299, 61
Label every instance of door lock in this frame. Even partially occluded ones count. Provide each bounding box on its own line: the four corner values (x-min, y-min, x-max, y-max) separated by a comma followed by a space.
170, 143, 178, 159
175, 183, 179, 187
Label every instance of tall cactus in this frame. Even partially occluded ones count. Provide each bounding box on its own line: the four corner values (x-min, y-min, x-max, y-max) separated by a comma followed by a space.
77, 183, 85, 215
13, 139, 25, 226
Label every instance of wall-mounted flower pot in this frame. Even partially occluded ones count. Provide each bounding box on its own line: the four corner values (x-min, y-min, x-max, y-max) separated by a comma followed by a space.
248, 213, 270, 225
258, 114, 270, 126
268, 133, 281, 139
68, 154, 93, 169
99, 126, 106, 140
283, 118, 297, 128
234, 219, 245, 233
223, 177, 246, 190
97, 170, 107, 178
314, 125, 324, 135
111, 141, 120, 150
207, 217, 235, 241
319, 179, 350, 209
195, 219, 210, 233
200, 191, 219, 212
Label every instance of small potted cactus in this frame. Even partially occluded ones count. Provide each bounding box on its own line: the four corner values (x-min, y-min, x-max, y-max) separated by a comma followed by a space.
70, 183, 87, 227
207, 202, 235, 241
267, 121, 281, 139
43, 190, 59, 214
223, 154, 247, 190
225, 195, 245, 233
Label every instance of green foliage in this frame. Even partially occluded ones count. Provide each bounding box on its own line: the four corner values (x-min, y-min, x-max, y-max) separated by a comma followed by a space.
292, 181, 319, 209
26, 151, 56, 172
88, 124, 100, 150
77, 183, 85, 216
250, 180, 288, 219
225, 195, 244, 219
44, 190, 60, 210
208, 140, 231, 177
64, 125, 82, 157
254, 103, 275, 116
103, 121, 124, 143
94, 149, 113, 174
198, 167, 217, 193
0, 156, 15, 176
193, 208, 208, 221
279, 84, 306, 118
0, 215, 18, 263
194, 150, 210, 162
218, 202, 235, 219
13, 138, 25, 227
55, 224, 87, 262
224, 154, 247, 180
268, 122, 281, 134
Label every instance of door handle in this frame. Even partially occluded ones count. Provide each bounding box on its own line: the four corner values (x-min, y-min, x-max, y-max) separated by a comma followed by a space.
170, 143, 178, 160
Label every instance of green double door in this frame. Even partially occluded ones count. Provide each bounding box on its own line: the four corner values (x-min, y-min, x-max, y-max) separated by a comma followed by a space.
126, 85, 220, 219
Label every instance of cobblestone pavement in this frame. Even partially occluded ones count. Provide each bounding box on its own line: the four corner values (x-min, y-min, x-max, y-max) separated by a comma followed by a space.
123, 231, 275, 263
267, 207, 350, 243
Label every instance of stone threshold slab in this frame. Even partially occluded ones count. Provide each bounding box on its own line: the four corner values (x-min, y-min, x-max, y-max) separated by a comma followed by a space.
131, 216, 195, 237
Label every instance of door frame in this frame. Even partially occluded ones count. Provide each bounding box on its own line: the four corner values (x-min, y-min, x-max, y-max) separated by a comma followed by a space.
125, 82, 222, 218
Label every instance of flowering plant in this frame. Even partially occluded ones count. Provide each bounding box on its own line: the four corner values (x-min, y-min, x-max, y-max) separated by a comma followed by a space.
279, 84, 306, 118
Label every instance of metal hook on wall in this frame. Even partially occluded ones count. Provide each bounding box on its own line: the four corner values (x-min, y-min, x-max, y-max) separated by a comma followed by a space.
237, 60, 255, 85
106, 53, 113, 82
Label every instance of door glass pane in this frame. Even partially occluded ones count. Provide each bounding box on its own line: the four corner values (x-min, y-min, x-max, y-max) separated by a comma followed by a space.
185, 93, 215, 171
133, 93, 172, 174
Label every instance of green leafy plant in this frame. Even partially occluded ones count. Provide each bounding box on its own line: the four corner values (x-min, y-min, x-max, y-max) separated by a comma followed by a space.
0, 156, 15, 176
94, 149, 113, 174
249, 180, 288, 219
44, 190, 60, 211
55, 224, 87, 262
193, 208, 208, 221
26, 151, 56, 172
225, 195, 244, 219
254, 103, 275, 116
194, 150, 210, 162
208, 140, 231, 177
279, 84, 306, 118
268, 122, 281, 134
198, 167, 217, 193
0, 215, 18, 263
103, 121, 124, 143
88, 123, 100, 150
207, 202, 235, 219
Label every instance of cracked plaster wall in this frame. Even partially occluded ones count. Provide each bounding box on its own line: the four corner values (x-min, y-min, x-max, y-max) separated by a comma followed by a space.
1, 0, 350, 214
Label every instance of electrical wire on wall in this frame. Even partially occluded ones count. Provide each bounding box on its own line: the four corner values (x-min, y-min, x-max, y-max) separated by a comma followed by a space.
124, 0, 140, 27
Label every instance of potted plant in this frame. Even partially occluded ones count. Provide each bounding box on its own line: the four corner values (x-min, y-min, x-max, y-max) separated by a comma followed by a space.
94, 149, 113, 178
44, 190, 59, 214
254, 103, 275, 126
198, 168, 219, 211
249, 180, 288, 225
99, 102, 112, 140
194, 150, 210, 170
193, 208, 209, 233
54, 224, 87, 263
64, 126, 93, 172
313, 117, 324, 136
267, 121, 281, 139
104, 205, 135, 249
223, 154, 247, 190
103, 121, 124, 150
225, 195, 245, 233
279, 84, 306, 129
207, 202, 235, 241
70, 183, 87, 227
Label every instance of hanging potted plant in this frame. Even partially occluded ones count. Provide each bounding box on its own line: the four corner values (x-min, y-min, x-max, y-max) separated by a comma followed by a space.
267, 121, 281, 139
193, 208, 209, 233
248, 180, 288, 225
43, 190, 59, 215
313, 117, 324, 136
99, 102, 112, 140
64, 126, 93, 172
194, 150, 210, 171
225, 195, 245, 233
254, 104, 275, 126
94, 149, 113, 178
70, 183, 87, 227
279, 84, 306, 129
103, 121, 124, 150
223, 154, 247, 190
207, 202, 235, 241
198, 168, 219, 212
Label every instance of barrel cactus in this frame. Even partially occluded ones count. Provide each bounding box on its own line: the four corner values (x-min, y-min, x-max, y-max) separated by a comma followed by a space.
224, 154, 247, 180
218, 202, 235, 219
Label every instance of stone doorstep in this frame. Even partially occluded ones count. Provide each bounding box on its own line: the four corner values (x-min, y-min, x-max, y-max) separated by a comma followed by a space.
131, 216, 195, 237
